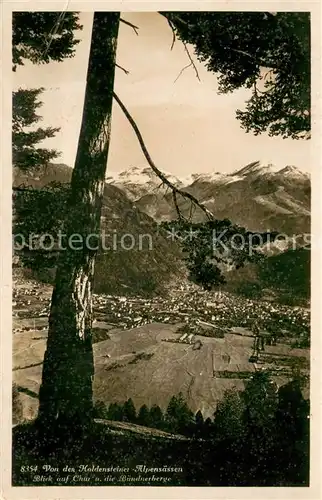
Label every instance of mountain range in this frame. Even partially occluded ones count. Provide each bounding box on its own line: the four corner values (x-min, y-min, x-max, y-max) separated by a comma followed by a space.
13, 160, 310, 299
107, 161, 310, 235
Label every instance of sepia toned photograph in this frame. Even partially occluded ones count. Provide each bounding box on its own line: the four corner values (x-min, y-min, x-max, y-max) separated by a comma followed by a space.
7, 7, 315, 491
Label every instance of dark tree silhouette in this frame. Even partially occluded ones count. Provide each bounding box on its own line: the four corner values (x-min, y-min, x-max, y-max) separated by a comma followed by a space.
123, 398, 136, 423
273, 379, 310, 484
12, 14, 83, 271
137, 404, 151, 427
107, 402, 124, 421
166, 393, 194, 434
165, 12, 310, 139
13, 88, 61, 171
214, 389, 245, 441
194, 410, 205, 438
195, 410, 204, 426
93, 400, 107, 419
12, 12, 82, 69
149, 404, 164, 430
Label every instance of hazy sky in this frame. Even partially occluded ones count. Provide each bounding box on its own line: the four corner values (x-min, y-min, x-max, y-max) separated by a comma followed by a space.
13, 12, 312, 176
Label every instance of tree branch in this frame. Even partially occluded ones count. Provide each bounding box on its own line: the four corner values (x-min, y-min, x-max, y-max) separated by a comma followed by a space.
226, 47, 277, 70
159, 12, 191, 28
173, 44, 200, 83
253, 81, 269, 96
182, 42, 200, 81
113, 92, 214, 221
174, 62, 193, 83
163, 14, 200, 83
172, 191, 183, 220
116, 63, 130, 75
167, 18, 176, 50
13, 186, 32, 193
253, 81, 258, 98
189, 201, 196, 221
42, 11, 67, 58
120, 18, 139, 35
13, 185, 51, 193
12, 184, 67, 194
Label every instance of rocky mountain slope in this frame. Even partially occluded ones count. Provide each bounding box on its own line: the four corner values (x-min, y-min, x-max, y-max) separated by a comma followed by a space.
13, 164, 185, 296
108, 161, 310, 235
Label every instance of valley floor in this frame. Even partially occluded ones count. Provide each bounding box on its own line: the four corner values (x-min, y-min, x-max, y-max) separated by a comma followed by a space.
13, 271, 310, 422
11, 271, 310, 486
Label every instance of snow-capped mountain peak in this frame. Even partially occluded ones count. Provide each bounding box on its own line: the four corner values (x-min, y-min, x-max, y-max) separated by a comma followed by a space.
184, 172, 229, 185
277, 165, 310, 179
106, 162, 309, 196
106, 165, 183, 200
232, 161, 279, 178
107, 165, 183, 187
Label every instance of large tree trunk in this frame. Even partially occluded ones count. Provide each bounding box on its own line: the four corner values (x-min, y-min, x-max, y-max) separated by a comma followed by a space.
37, 13, 120, 432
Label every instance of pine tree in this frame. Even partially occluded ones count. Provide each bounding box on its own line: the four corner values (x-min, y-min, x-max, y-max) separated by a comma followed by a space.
195, 410, 204, 426
214, 389, 246, 442
166, 393, 194, 434
137, 404, 151, 427
93, 400, 107, 419
13, 12, 82, 171
274, 380, 310, 485
13, 12, 82, 70
12, 89, 65, 270
242, 371, 278, 428
194, 410, 204, 438
12, 14, 82, 271
107, 402, 124, 421
203, 417, 214, 437
166, 395, 179, 432
13, 88, 61, 172
123, 398, 136, 423
149, 404, 164, 430
240, 372, 279, 485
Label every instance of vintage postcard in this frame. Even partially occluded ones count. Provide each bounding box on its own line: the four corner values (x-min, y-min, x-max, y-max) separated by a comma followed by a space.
1, 1, 321, 499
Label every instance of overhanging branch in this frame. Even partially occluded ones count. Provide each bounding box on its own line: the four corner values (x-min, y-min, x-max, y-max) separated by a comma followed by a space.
116, 63, 130, 75
174, 62, 192, 83
172, 191, 183, 220
167, 18, 176, 50
42, 11, 67, 59
227, 47, 275, 69
182, 42, 200, 81
160, 12, 277, 71
159, 12, 191, 28
120, 18, 139, 35
113, 92, 214, 221
162, 13, 201, 83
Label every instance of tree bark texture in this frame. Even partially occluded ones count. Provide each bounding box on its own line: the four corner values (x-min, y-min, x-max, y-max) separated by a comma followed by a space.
37, 13, 120, 430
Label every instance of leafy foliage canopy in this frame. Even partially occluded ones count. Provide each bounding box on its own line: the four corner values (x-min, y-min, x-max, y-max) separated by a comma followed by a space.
167, 12, 310, 139
13, 12, 82, 69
